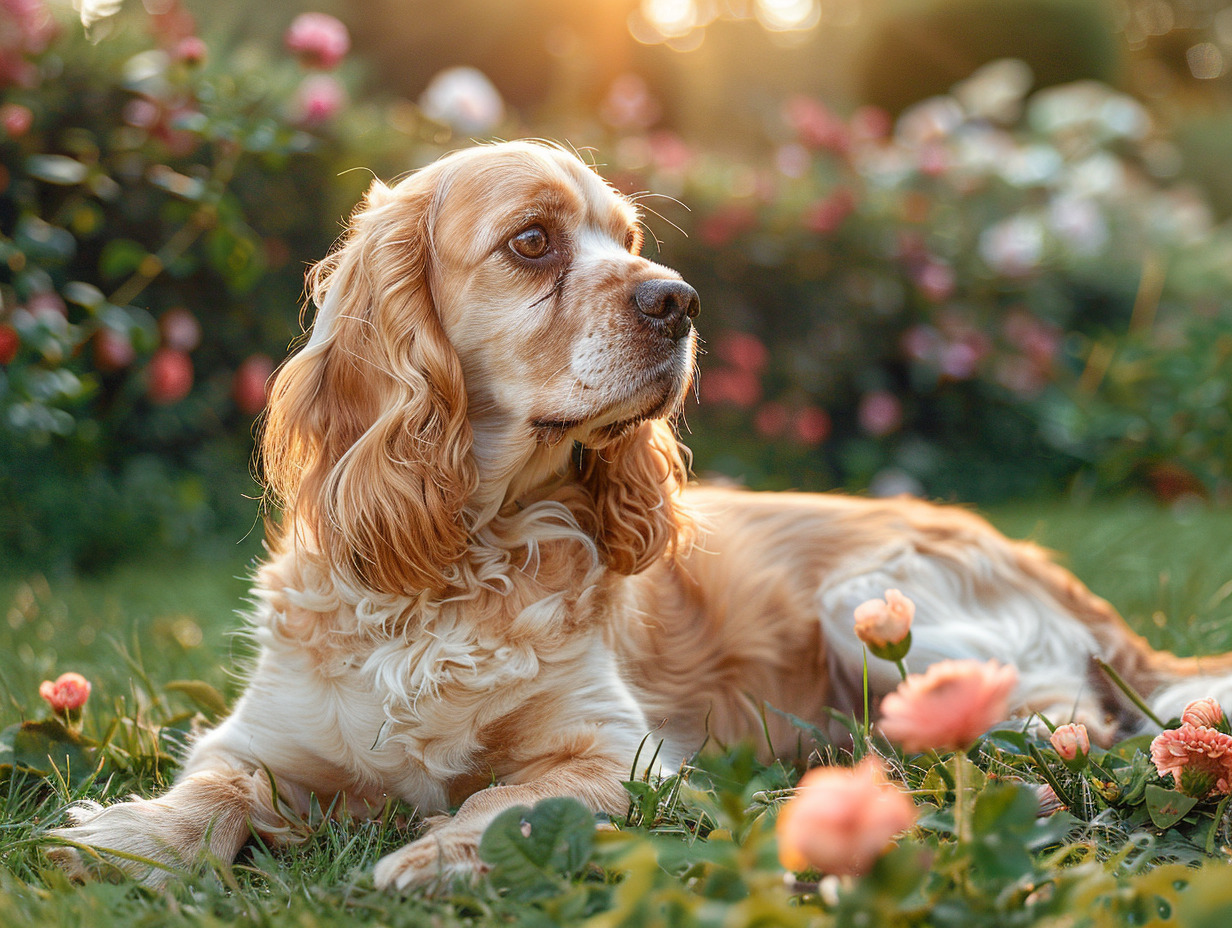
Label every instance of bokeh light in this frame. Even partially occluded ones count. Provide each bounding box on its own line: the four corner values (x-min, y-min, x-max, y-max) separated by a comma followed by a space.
755, 0, 820, 33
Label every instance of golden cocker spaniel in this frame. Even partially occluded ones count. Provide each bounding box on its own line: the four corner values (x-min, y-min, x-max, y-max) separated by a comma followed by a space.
49, 140, 1232, 890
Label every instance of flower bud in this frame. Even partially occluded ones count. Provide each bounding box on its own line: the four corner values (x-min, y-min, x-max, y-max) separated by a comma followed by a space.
854, 589, 914, 662
39, 672, 91, 713
1049, 722, 1090, 771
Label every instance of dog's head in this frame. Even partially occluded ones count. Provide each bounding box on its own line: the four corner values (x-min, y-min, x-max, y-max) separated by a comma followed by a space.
262, 141, 698, 595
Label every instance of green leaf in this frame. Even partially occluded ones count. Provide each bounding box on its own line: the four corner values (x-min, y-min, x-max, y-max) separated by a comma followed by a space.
478, 797, 595, 901
99, 239, 150, 281
1146, 784, 1199, 829
25, 154, 88, 185
164, 679, 229, 719
6, 719, 96, 786
62, 281, 106, 312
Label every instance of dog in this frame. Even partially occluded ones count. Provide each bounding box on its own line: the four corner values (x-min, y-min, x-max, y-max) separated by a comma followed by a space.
48, 140, 1232, 890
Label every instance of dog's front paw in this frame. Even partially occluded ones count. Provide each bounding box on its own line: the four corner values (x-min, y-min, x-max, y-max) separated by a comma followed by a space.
46, 799, 181, 886
373, 824, 488, 892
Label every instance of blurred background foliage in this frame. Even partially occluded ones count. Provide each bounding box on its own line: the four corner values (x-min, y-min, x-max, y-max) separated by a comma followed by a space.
1, 0, 1231, 570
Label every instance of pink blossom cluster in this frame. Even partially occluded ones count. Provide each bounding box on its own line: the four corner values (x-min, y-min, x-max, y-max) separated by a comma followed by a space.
0, 0, 56, 88
701, 331, 831, 446
283, 13, 350, 125
1151, 698, 1232, 798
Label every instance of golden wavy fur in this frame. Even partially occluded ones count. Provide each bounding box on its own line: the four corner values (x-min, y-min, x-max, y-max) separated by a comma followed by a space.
49, 141, 1232, 890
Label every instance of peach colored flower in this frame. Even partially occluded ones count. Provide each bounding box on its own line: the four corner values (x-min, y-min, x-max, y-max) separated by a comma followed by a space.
878, 659, 1018, 752
854, 589, 915, 650
776, 757, 916, 876
39, 672, 91, 712
1150, 724, 1232, 798
1182, 698, 1228, 733
1050, 723, 1090, 768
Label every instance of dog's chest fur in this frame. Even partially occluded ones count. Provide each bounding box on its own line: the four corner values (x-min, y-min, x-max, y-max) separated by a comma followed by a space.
189, 532, 636, 815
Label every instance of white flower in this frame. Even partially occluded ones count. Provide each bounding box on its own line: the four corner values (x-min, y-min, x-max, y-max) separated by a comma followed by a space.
419, 67, 505, 135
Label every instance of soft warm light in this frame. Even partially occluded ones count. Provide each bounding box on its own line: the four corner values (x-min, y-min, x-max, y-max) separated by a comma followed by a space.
755, 0, 819, 31
642, 0, 698, 38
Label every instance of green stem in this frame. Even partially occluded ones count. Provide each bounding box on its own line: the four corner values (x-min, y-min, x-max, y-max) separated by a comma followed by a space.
1095, 658, 1167, 729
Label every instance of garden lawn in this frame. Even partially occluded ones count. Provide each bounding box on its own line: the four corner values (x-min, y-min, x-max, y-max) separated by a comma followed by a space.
3, 495, 1232, 927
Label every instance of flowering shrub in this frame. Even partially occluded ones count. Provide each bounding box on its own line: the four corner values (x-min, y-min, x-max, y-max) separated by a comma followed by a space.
595, 60, 1232, 501
0, 3, 437, 567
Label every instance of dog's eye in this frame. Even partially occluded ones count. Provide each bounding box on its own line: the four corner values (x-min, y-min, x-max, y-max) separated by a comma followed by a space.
510, 225, 550, 260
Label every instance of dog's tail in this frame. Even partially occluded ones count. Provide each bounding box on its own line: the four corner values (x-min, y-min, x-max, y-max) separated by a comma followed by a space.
1015, 542, 1232, 734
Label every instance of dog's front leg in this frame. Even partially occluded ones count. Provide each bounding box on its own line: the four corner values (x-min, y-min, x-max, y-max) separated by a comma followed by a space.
46, 762, 290, 887
373, 751, 629, 892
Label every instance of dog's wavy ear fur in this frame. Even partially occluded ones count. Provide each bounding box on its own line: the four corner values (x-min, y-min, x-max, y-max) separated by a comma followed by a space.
578, 420, 692, 575
261, 178, 476, 596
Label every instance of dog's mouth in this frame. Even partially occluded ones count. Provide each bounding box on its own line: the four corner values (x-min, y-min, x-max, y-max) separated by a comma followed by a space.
531, 354, 691, 446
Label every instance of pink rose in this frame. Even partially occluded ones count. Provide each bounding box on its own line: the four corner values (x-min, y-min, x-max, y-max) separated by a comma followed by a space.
284, 12, 350, 70
776, 757, 916, 876
879, 659, 1018, 753
294, 73, 346, 126
715, 331, 769, 375
793, 406, 831, 445
174, 36, 207, 65
233, 353, 275, 416
39, 672, 91, 712
147, 348, 193, 404
1049, 722, 1090, 769
854, 589, 915, 651
1, 102, 32, 137
858, 390, 902, 437
1181, 698, 1228, 733
159, 307, 201, 352
1151, 723, 1232, 798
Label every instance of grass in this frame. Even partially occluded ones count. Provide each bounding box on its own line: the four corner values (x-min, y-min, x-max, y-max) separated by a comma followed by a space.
3, 495, 1232, 926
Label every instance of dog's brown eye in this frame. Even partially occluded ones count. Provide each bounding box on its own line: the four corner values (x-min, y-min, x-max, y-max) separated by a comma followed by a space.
510, 226, 550, 260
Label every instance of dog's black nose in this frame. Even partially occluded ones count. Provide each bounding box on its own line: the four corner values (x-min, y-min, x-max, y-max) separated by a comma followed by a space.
633, 279, 700, 341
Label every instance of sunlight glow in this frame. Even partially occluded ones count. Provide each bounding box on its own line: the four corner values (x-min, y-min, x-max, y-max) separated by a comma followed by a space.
754, 0, 820, 32
642, 0, 699, 39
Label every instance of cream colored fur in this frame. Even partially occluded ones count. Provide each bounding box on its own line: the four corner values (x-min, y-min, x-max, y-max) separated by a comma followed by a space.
47, 141, 1232, 891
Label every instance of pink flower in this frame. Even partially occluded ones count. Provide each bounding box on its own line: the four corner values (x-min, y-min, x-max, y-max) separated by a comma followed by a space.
803, 188, 856, 235
700, 366, 761, 409
754, 402, 790, 439
784, 96, 850, 154
776, 757, 916, 875
284, 12, 350, 70
858, 390, 902, 437
174, 35, 207, 65
854, 589, 915, 650
294, 73, 346, 126
1, 102, 32, 137
1050, 723, 1090, 769
793, 406, 831, 445
1150, 724, 1232, 798
715, 331, 769, 375
1182, 698, 1229, 732
233, 353, 275, 416
879, 659, 1018, 752
147, 348, 193, 404
39, 672, 91, 712
159, 307, 201, 352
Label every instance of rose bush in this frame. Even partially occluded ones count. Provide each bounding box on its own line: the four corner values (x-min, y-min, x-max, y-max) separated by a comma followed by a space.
0, 2, 446, 568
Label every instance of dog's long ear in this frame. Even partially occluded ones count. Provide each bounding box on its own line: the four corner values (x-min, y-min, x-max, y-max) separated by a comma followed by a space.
261, 179, 476, 596
579, 419, 692, 574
